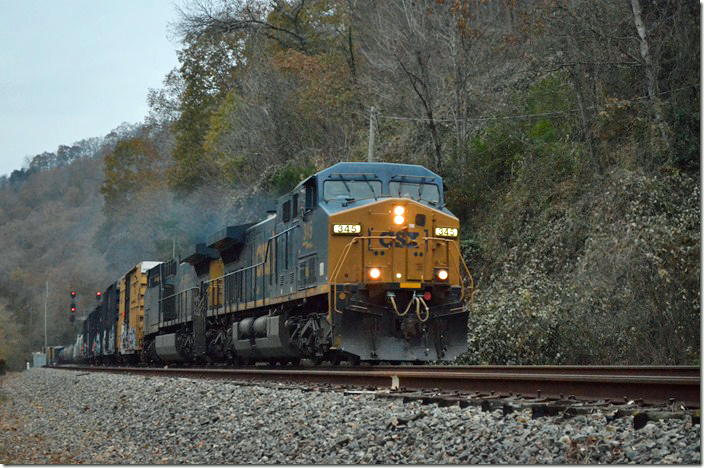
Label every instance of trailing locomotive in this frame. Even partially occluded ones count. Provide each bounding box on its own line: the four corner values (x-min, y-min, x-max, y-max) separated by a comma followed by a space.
67, 162, 473, 365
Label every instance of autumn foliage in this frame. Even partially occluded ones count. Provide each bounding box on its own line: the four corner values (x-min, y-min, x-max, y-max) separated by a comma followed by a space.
0, 0, 698, 368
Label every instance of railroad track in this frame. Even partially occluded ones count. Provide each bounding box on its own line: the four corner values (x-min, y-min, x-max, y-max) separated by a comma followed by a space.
50, 364, 700, 409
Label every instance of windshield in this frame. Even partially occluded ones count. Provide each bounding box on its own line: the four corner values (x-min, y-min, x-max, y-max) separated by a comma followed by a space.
324, 180, 382, 201
389, 181, 440, 204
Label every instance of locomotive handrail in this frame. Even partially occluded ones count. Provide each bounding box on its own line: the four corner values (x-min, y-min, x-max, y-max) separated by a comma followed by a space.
202, 223, 301, 312
328, 235, 474, 317
158, 287, 199, 326
205, 223, 300, 284
158, 287, 200, 302
329, 235, 385, 316
426, 236, 475, 305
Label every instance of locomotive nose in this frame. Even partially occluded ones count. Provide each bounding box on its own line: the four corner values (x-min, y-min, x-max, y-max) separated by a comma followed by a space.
327, 197, 471, 361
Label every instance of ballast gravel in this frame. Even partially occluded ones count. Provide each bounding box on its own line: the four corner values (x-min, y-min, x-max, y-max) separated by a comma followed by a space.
0, 368, 700, 464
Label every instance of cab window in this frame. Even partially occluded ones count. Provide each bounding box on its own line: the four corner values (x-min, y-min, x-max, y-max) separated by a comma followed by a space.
305, 184, 316, 210
292, 194, 299, 218
282, 200, 291, 223
389, 181, 440, 204
324, 180, 382, 201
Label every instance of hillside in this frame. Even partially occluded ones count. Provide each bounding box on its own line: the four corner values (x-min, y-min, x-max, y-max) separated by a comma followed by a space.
464, 167, 699, 364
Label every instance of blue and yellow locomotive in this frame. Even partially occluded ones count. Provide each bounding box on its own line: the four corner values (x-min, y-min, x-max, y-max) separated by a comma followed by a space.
74, 162, 473, 364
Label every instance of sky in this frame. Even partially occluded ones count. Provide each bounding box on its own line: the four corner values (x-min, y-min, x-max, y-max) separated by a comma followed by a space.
0, 0, 181, 177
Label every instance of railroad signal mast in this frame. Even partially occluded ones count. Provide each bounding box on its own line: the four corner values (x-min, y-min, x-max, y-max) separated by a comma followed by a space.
69, 290, 76, 322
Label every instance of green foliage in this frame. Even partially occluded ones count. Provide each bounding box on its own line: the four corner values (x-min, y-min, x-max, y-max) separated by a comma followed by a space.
462, 168, 700, 365
446, 74, 580, 220
265, 163, 317, 195
101, 136, 163, 215
523, 74, 573, 114
166, 0, 359, 194
670, 103, 700, 169
459, 230, 481, 260
168, 31, 244, 192
445, 123, 522, 219
0, 301, 25, 370
266, 0, 351, 55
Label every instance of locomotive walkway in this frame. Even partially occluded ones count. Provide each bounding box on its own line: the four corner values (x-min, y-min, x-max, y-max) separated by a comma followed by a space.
52, 364, 700, 409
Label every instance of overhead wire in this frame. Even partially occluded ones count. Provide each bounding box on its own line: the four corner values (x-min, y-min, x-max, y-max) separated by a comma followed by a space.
368, 84, 698, 125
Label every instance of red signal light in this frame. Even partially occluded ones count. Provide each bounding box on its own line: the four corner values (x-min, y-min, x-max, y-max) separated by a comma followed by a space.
71, 291, 76, 298
96, 291, 102, 299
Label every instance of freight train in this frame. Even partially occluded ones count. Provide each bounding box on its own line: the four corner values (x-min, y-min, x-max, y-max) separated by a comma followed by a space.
60, 162, 473, 365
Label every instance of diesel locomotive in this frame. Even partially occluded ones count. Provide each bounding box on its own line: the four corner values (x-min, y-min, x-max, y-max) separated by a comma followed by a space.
63, 162, 473, 365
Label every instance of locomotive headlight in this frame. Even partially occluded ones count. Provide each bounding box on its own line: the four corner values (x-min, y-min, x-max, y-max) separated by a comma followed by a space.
333, 224, 362, 235
368, 268, 382, 280
393, 206, 405, 225
434, 227, 458, 238
435, 268, 449, 281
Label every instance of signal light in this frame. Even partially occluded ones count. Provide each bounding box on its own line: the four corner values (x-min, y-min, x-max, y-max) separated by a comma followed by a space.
70, 302, 76, 312
96, 291, 102, 300
69, 313, 75, 323
71, 291, 76, 298
368, 268, 381, 280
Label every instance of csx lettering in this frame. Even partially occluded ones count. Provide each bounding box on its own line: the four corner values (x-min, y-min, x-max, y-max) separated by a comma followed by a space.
376, 231, 419, 248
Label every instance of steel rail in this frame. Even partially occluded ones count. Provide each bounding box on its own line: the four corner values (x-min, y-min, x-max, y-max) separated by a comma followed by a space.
323, 365, 700, 377
51, 365, 700, 408
202, 364, 696, 377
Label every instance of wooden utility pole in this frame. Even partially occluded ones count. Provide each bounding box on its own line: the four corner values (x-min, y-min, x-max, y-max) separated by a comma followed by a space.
367, 106, 376, 162
44, 281, 48, 352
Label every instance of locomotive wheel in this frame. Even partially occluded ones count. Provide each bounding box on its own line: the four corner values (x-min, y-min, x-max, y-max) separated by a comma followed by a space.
328, 352, 342, 366
238, 357, 251, 366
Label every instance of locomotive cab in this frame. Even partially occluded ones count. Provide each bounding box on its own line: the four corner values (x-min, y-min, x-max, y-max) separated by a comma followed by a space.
319, 163, 473, 362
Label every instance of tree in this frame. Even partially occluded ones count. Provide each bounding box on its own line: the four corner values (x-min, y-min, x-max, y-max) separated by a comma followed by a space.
0, 300, 25, 370
167, 28, 245, 192
101, 135, 165, 216
356, 0, 523, 173
166, 0, 361, 193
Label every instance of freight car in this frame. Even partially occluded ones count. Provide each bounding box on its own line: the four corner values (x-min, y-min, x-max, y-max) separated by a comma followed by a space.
70, 262, 158, 364
71, 162, 473, 365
